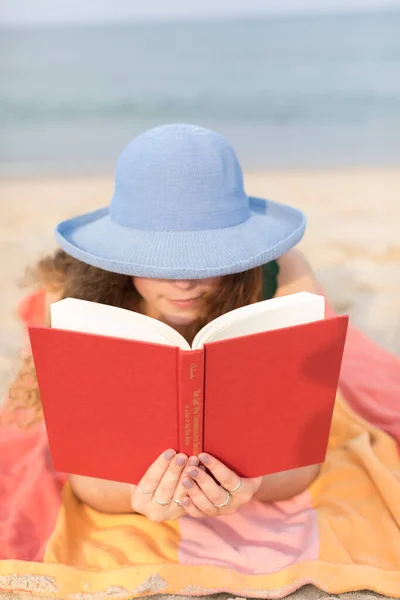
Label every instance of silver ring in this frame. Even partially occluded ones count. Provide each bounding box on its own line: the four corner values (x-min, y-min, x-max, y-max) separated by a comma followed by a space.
172, 498, 183, 506
213, 490, 231, 508
137, 485, 154, 495
227, 477, 242, 493
155, 498, 171, 506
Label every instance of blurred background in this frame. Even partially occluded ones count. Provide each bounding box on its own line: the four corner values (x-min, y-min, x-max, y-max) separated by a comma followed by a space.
1, 0, 400, 173
1, 0, 400, 394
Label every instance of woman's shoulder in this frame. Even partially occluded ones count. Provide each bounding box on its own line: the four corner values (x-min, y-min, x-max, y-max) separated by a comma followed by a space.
275, 248, 321, 297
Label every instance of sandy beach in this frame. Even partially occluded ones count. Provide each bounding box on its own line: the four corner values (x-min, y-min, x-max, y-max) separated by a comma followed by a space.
1, 166, 399, 399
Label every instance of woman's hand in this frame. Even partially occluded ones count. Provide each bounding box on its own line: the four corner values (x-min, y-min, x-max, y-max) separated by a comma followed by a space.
179, 453, 262, 518
131, 450, 262, 521
131, 449, 200, 522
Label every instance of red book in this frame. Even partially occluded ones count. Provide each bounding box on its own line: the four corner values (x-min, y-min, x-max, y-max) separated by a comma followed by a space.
28, 292, 348, 484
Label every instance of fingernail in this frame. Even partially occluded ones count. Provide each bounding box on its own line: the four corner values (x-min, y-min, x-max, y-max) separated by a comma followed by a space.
183, 498, 190, 507
164, 450, 175, 461
175, 454, 187, 466
188, 457, 199, 466
199, 453, 209, 464
187, 469, 198, 478
183, 478, 193, 489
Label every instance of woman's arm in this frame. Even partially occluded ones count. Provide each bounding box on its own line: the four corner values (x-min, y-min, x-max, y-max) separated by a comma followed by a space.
69, 474, 133, 513
69, 465, 321, 512
253, 464, 320, 503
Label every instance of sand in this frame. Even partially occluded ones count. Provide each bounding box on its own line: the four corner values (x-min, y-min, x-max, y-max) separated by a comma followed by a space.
0, 167, 399, 599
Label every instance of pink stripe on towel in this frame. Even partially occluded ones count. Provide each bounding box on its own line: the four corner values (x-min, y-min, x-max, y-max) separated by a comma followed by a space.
178, 491, 318, 574
325, 301, 400, 447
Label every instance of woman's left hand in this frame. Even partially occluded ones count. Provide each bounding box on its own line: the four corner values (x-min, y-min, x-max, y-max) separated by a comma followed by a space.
176, 453, 262, 517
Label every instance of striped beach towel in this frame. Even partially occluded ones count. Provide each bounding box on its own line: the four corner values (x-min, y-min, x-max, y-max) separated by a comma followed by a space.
0, 290, 399, 599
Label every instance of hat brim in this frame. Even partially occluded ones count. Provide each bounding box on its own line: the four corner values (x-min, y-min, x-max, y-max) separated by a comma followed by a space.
55, 198, 306, 279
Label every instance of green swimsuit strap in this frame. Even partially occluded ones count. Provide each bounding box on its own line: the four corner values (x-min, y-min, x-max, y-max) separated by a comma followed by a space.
262, 260, 280, 300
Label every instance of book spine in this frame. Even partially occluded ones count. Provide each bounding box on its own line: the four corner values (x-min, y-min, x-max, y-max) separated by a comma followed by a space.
177, 349, 205, 456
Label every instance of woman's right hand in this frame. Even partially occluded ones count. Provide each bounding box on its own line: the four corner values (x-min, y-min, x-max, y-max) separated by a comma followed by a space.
130, 449, 205, 522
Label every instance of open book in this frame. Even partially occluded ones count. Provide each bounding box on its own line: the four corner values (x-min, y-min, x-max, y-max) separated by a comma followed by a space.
28, 292, 348, 484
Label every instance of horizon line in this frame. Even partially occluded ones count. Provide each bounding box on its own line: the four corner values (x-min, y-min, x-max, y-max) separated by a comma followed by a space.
1, 5, 399, 31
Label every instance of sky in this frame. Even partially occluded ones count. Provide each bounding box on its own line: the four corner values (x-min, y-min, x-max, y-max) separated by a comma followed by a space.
1, 0, 400, 27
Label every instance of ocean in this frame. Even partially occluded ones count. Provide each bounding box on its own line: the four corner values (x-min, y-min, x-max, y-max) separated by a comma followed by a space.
1, 10, 400, 174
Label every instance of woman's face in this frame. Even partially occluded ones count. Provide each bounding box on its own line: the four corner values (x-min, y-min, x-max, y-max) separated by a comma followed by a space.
132, 276, 222, 326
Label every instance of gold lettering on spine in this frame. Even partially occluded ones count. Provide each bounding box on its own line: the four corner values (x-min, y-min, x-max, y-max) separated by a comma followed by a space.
184, 357, 203, 455
184, 404, 191, 447
192, 389, 201, 454
190, 363, 197, 380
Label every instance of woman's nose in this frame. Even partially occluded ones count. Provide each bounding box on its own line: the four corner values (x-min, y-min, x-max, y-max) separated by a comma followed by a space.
172, 280, 197, 290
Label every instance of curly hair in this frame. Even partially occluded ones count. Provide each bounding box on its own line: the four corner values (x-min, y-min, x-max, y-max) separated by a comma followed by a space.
6, 249, 263, 427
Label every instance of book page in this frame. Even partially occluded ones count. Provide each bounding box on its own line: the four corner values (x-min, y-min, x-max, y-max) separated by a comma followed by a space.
50, 298, 191, 350
192, 292, 325, 349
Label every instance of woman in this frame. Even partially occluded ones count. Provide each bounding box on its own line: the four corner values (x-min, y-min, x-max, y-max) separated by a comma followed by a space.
2, 124, 399, 598
9, 123, 323, 521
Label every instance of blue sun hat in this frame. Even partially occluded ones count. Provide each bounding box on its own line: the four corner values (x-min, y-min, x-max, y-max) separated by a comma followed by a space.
55, 124, 306, 279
